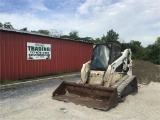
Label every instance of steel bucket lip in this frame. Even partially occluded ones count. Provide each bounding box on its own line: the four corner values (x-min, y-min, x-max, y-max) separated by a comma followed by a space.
53, 94, 113, 110
52, 81, 118, 110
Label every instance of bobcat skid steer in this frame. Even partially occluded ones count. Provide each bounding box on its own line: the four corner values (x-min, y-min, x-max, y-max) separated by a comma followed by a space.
52, 43, 138, 110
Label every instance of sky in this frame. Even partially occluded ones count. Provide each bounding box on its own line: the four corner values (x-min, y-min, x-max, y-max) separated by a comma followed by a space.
0, 0, 159, 47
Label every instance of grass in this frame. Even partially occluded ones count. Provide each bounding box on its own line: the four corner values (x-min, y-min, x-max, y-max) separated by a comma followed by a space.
0, 71, 80, 85
1, 80, 22, 85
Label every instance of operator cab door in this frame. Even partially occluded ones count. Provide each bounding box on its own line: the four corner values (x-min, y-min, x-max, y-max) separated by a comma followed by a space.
90, 44, 110, 71
90, 43, 121, 71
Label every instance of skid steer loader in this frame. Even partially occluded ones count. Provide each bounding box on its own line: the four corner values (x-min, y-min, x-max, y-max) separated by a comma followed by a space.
52, 42, 138, 110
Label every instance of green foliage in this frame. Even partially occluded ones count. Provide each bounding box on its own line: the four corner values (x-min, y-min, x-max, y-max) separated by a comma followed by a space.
1, 80, 21, 85
155, 37, 160, 48
0, 22, 3, 27
49, 29, 62, 37
0, 22, 14, 29
144, 37, 160, 64
20, 27, 28, 31
94, 38, 102, 43
38, 30, 50, 35
3, 22, 14, 29
31, 30, 39, 33
79, 37, 95, 43
69, 30, 79, 40
31, 29, 50, 35
121, 40, 145, 59
121, 38, 160, 64
101, 29, 119, 43
60, 35, 70, 39
61, 30, 79, 40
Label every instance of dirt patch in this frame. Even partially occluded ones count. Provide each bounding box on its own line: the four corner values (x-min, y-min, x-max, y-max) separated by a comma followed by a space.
133, 59, 160, 84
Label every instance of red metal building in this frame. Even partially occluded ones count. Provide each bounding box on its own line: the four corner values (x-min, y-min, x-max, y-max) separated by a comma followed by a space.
0, 28, 93, 82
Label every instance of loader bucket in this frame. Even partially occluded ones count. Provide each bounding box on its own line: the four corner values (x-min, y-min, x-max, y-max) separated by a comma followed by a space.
52, 81, 118, 110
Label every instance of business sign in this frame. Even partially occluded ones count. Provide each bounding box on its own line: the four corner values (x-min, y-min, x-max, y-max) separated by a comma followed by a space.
27, 42, 51, 60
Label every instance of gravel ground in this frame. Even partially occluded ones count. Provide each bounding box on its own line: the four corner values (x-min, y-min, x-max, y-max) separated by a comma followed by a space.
1, 76, 160, 120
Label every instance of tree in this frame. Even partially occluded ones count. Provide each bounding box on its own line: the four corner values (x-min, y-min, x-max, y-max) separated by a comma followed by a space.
101, 35, 106, 43
3, 22, 14, 29
0, 22, 3, 27
31, 30, 50, 35
79, 37, 94, 43
31, 30, 39, 33
20, 27, 28, 31
60, 35, 70, 39
49, 29, 62, 37
38, 30, 50, 35
145, 37, 160, 64
69, 30, 79, 40
155, 37, 160, 47
94, 38, 101, 43
121, 40, 145, 59
102, 29, 119, 43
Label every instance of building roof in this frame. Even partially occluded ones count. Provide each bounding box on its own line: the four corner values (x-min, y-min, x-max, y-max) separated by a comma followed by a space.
0, 27, 93, 44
